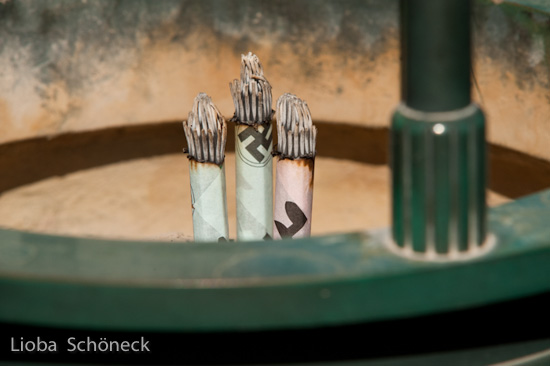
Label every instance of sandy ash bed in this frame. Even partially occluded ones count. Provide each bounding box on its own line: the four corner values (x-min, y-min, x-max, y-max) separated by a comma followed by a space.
0, 153, 509, 241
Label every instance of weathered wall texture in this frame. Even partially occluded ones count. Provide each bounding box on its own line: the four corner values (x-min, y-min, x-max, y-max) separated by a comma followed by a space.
0, 0, 548, 158
473, 2, 550, 162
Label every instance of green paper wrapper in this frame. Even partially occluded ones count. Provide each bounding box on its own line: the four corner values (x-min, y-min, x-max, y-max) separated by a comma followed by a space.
235, 123, 274, 241
189, 160, 229, 242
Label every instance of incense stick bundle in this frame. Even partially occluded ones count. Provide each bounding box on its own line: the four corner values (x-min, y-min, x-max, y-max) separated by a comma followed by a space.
273, 93, 317, 239
183, 93, 229, 242
229, 52, 274, 241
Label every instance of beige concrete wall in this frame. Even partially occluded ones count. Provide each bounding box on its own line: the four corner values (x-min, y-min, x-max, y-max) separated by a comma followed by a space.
0, 0, 548, 159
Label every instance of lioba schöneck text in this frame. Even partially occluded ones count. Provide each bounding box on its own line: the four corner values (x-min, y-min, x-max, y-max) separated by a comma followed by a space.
11, 337, 151, 352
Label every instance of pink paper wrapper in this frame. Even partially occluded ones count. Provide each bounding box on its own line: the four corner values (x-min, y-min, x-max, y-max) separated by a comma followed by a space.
273, 157, 314, 239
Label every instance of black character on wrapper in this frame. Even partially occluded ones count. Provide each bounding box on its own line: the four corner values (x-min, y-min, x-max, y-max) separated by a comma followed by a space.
238, 126, 272, 163
274, 201, 307, 238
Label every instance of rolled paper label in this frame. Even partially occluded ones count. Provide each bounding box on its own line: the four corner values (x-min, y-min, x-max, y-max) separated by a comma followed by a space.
273, 157, 314, 239
189, 160, 229, 242
235, 123, 274, 241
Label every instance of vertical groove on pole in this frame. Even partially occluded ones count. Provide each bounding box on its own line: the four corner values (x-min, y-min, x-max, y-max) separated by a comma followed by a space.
402, 123, 412, 252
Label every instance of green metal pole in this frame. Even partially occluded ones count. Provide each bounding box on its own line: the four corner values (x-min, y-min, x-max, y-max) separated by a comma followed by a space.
391, 0, 487, 257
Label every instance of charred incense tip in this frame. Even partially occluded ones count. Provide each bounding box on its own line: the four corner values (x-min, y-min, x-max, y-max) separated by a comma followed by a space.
230, 52, 273, 125
183, 92, 227, 165
275, 93, 317, 159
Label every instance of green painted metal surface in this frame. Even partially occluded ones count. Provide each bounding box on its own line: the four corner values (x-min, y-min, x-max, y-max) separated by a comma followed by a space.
391, 104, 487, 254
400, 0, 471, 112
393, 0, 487, 256
506, 0, 550, 13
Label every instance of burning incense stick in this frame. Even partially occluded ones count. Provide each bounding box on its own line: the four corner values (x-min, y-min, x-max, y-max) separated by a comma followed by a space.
229, 52, 274, 241
183, 93, 229, 242
273, 93, 317, 239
